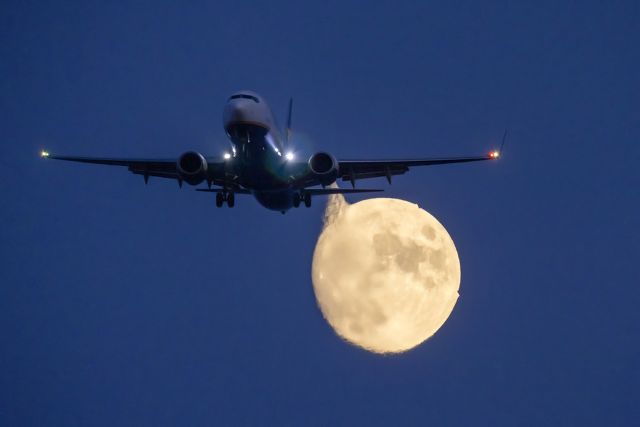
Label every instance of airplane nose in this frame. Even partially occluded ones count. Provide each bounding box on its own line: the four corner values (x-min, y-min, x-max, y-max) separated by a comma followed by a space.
222, 96, 270, 135
223, 101, 250, 126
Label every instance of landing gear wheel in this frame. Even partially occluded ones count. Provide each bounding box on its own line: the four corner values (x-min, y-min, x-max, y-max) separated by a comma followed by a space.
304, 192, 312, 208
215, 192, 224, 207
292, 194, 301, 208
226, 192, 235, 208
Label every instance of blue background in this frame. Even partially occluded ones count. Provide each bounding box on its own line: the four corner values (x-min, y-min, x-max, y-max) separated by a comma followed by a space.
1, 1, 638, 425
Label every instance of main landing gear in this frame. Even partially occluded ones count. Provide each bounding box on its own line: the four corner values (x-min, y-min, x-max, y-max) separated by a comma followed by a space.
292, 192, 312, 208
215, 191, 235, 208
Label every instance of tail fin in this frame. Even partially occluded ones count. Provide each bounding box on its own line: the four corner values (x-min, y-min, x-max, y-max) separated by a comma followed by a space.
284, 98, 293, 146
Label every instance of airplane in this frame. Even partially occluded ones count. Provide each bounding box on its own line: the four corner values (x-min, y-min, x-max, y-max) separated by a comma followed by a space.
41, 90, 504, 213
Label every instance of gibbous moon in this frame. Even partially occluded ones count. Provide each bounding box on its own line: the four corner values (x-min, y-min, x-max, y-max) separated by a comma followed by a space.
312, 195, 461, 353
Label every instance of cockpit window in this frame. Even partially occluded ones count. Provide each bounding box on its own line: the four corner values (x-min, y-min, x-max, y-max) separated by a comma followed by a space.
229, 94, 259, 103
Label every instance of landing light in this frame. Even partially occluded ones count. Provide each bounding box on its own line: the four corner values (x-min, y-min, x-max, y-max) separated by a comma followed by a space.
41, 150, 50, 158
223, 152, 231, 160
489, 150, 500, 159
285, 152, 294, 161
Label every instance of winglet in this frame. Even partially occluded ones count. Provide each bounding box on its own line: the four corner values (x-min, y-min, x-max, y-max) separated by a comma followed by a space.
488, 129, 508, 159
499, 128, 508, 154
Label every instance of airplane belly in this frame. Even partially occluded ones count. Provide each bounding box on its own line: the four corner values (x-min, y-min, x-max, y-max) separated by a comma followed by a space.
253, 190, 294, 211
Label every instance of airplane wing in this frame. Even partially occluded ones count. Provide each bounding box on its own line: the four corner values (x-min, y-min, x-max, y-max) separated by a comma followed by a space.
337, 152, 499, 186
41, 152, 229, 187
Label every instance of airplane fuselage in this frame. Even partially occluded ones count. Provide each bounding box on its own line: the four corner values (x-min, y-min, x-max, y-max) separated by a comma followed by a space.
222, 91, 304, 211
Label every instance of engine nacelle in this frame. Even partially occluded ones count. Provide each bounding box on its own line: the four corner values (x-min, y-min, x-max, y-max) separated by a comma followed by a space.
309, 152, 338, 186
177, 151, 208, 185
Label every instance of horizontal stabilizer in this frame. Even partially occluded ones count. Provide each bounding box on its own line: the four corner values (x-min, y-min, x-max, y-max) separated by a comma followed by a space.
305, 188, 383, 195
195, 188, 382, 195
196, 188, 251, 194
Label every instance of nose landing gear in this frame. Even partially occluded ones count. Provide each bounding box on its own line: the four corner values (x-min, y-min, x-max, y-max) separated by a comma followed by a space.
215, 191, 235, 208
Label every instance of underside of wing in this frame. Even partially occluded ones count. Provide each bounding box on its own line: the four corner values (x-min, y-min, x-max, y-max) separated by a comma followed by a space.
43, 154, 179, 177
42, 153, 231, 187
338, 153, 498, 186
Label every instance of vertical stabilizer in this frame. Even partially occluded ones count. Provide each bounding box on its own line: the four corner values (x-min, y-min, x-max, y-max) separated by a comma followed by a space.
284, 98, 293, 146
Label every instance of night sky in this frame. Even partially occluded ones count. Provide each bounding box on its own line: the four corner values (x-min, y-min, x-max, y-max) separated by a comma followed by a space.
2, 1, 638, 425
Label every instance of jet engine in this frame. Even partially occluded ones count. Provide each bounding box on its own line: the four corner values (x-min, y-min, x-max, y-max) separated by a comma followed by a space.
309, 152, 338, 185
177, 151, 208, 185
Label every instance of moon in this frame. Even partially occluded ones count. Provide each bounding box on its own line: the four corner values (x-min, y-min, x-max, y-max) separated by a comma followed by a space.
312, 196, 461, 353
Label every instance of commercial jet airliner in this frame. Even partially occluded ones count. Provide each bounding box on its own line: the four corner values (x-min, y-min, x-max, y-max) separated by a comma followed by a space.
42, 90, 503, 213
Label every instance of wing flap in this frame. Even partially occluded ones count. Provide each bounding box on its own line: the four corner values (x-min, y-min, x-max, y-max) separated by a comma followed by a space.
45, 154, 177, 169
130, 170, 179, 179
338, 154, 496, 184
43, 153, 231, 186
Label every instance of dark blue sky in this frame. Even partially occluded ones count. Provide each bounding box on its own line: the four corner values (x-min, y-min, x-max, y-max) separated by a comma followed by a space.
2, 1, 638, 425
